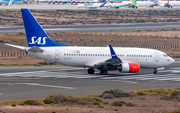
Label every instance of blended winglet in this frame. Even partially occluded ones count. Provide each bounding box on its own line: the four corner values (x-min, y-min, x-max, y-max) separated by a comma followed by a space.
109, 45, 118, 59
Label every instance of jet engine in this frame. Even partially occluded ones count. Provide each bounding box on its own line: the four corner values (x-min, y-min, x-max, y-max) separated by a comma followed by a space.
119, 62, 140, 73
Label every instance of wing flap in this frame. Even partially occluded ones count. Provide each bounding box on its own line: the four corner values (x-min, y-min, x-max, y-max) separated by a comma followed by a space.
95, 58, 121, 66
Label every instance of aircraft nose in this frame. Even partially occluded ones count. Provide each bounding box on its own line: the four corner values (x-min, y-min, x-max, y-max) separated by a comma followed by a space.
171, 58, 175, 63
169, 57, 175, 64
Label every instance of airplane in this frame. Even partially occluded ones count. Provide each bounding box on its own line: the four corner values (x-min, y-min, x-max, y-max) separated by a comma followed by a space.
0, 0, 25, 6
5, 9, 175, 75
105, 0, 137, 9
130, 0, 158, 9
76, 1, 108, 9
158, 0, 180, 8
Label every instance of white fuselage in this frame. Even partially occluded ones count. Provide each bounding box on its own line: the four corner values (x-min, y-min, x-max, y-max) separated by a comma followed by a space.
27, 46, 174, 69
135, 1, 155, 7
105, 1, 132, 7
76, 3, 103, 8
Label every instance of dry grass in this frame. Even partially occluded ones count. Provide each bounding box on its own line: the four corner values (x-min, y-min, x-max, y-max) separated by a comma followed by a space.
1, 88, 180, 113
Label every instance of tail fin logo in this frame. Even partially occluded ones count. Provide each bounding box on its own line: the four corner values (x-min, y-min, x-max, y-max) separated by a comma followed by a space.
29, 36, 47, 45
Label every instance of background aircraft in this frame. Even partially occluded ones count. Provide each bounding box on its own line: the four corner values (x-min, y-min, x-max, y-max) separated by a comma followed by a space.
76, 0, 108, 9
105, 0, 137, 9
158, 0, 180, 8
0, 0, 25, 6
131, 0, 157, 8
5, 9, 175, 75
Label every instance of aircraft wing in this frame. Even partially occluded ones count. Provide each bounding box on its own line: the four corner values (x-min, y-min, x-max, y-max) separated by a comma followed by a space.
94, 45, 122, 66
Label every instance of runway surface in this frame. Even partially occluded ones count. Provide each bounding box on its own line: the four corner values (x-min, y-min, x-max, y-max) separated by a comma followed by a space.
0, 61, 180, 101
2, 22, 180, 34
0, 4, 180, 11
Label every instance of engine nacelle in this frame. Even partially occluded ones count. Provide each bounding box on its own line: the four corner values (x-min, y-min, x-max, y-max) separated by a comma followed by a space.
119, 62, 140, 73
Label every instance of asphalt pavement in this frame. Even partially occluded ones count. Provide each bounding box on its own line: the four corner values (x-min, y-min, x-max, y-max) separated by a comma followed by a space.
1, 22, 180, 34
0, 61, 180, 101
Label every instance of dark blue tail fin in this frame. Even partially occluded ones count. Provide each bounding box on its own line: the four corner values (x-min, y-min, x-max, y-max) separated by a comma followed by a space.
21, 9, 67, 47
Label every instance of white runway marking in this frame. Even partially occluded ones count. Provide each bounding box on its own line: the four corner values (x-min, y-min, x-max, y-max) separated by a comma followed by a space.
1, 68, 180, 82
0, 83, 75, 89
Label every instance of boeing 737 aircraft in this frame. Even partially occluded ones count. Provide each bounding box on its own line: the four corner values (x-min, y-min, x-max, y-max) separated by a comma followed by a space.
5, 9, 175, 75
76, 1, 108, 9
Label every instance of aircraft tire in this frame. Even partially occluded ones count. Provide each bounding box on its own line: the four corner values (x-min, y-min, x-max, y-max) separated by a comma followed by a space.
100, 70, 107, 75
88, 68, 95, 74
153, 70, 158, 74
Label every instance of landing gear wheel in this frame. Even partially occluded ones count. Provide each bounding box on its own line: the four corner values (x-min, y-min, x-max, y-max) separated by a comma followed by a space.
100, 70, 107, 75
153, 68, 158, 74
87, 68, 95, 74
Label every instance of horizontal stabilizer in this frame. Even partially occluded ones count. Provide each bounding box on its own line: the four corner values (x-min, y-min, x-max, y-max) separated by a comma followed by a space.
28, 46, 44, 52
5, 43, 26, 50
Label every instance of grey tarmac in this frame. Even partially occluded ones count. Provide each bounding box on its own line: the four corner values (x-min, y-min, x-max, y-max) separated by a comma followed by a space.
0, 61, 180, 102
1, 22, 180, 34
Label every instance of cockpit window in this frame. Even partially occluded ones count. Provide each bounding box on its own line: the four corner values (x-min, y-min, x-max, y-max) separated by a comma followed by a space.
163, 54, 168, 57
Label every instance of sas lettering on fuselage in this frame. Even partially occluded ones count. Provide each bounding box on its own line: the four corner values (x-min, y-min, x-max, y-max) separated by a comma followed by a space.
29, 36, 47, 45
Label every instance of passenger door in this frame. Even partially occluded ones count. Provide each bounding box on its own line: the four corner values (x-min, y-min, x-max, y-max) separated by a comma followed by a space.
55, 50, 60, 60
155, 52, 159, 62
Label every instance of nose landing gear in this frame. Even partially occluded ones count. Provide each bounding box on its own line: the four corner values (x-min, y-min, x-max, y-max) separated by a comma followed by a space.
153, 68, 158, 74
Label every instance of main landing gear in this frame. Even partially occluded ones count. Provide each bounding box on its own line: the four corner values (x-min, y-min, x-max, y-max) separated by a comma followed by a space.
100, 69, 107, 75
87, 68, 95, 74
153, 68, 158, 74
87, 68, 108, 75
